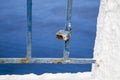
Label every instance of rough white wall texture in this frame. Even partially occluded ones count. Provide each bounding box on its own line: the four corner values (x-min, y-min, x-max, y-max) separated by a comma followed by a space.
93, 0, 120, 80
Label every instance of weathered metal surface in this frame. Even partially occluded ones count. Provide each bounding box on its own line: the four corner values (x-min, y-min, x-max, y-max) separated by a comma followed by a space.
0, 58, 96, 64
64, 0, 73, 60
65, 0, 72, 31
0, 58, 30, 64
20, 58, 29, 63
27, 0, 32, 63
0, 58, 27, 64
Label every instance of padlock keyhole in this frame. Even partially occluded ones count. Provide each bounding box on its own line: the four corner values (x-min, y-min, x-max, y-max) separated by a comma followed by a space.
56, 35, 63, 40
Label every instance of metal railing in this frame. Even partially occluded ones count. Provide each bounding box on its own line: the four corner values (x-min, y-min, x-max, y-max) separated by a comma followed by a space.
0, 0, 95, 64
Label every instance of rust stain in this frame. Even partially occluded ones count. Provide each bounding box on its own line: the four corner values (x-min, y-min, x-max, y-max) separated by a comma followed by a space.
0, 60, 4, 64
52, 59, 64, 64
20, 58, 29, 63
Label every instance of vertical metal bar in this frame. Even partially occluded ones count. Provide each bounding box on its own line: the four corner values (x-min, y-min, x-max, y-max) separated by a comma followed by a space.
26, 0, 32, 63
64, 0, 73, 60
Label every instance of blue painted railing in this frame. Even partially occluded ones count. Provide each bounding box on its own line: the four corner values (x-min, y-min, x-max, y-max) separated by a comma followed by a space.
0, 0, 95, 64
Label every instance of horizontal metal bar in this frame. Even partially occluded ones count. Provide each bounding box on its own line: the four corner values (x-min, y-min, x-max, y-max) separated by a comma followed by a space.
0, 58, 95, 64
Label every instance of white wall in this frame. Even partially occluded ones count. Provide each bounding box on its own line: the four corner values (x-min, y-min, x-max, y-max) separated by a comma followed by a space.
93, 0, 120, 80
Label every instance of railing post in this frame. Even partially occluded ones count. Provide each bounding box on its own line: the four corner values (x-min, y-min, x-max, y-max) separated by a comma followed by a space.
26, 0, 32, 63
64, 0, 73, 60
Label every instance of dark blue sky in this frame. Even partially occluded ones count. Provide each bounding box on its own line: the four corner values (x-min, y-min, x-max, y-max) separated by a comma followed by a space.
0, 0, 100, 74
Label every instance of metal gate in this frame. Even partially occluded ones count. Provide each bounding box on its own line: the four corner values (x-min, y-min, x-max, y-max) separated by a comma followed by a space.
0, 0, 95, 64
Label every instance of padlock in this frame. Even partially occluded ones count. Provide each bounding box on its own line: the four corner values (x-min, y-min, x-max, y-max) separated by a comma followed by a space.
56, 30, 71, 40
